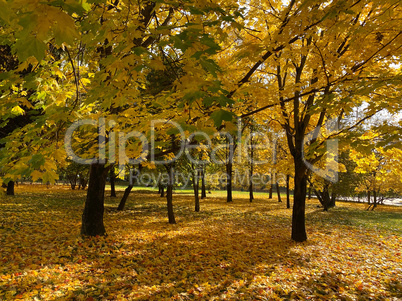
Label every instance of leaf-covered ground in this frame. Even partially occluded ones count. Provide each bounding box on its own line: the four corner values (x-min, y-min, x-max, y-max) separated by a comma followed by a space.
0, 185, 401, 300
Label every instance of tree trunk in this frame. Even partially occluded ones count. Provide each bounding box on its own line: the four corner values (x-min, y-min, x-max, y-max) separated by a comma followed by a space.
110, 168, 116, 197
249, 180, 254, 202
291, 159, 307, 242
117, 185, 133, 211
308, 185, 312, 199
322, 185, 330, 211
160, 185, 165, 197
314, 188, 325, 208
249, 165, 254, 202
249, 136, 254, 202
79, 177, 88, 190
81, 163, 109, 236
69, 174, 78, 190
226, 162, 233, 202
367, 190, 371, 204
286, 175, 290, 209
166, 165, 176, 224
314, 183, 334, 211
201, 166, 206, 199
371, 190, 377, 210
249, 166, 254, 202
329, 192, 336, 209
276, 177, 282, 203
193, 170, 200, 212
6, 181, 14, 196
269, 173, 273, 199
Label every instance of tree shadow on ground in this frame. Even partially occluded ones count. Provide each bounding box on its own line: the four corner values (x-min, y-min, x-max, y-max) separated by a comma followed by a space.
1, 188, 400, 300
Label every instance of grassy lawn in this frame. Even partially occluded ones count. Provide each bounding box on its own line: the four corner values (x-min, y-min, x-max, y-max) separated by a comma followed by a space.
0, 185, 401, 300
108, 184, 288, 199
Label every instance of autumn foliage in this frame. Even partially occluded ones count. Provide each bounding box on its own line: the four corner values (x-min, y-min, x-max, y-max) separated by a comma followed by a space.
1, 185, 401, 300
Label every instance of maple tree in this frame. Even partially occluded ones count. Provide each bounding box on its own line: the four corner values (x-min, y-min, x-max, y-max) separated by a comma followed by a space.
0, 0, 241, 235
350, 142, 402, 209
58, 160, 89, 190
223, 0, 402, 241
1, 0, 401, 244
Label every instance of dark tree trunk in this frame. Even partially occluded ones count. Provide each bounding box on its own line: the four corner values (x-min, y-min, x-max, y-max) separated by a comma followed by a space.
118, 166, 141, 210
79, 178, 88, 190
308, 185, 312, 199
291, 159, 307, 242
166, 165, 176, 224
367, 190, 371, 204
249, 144, 254, 202
370, 190, 377, 211
193, 170, 200, 212
312, 179, 336, 211
68, 174, 78, 190
269, 173, 273, 199
110, 168, 116, 197
322, 185, 330, 211
249, 179, 254, 202
314, 188, 325, 208
373, 190, 377, 205
226, 162, 233, 202
117, 185, 133, 211
313, 187, 329, 211
329, 192, 336, 208
166, 184, 175, 223
276, 176, 282, 203
6, 181, 14, 196
160, 185, 165, 197
286, 175, 290, 209
201, 166, 206, 199
81, 163, 109, 236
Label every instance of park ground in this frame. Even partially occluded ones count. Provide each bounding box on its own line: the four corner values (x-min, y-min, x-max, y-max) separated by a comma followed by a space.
0, 185, 401, 300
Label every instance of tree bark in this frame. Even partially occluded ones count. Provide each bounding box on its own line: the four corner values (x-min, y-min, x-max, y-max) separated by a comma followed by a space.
249, 178, 254, 202
291, 159, 307, 242
110, 168, 116, 197
269, 173, 273, 199
166, 184, 175, 223
322, 184, 330, 211
286, 175, 290, 209
276, 182, 282, 202
329, 192, 336, 208
371, 190, 377, 210
6, 181, 14, 196
166, 165, 176, 224
79, 177, 88, 190
117, 185, 133, 211
226, 162, 233, 202
201, 166, 206, 199
249, 137, 254, 202
314, 188, 325, 208
313, 183, 335, 211
68, 173, 78, 190
193, 170, 200, 212
81, 163, 110, 236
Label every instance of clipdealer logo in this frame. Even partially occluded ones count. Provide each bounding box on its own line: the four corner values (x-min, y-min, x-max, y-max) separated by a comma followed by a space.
64, 117, 339, 185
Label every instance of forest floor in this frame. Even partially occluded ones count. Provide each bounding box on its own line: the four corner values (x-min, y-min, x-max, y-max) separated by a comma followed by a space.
0, 185, 401, 300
